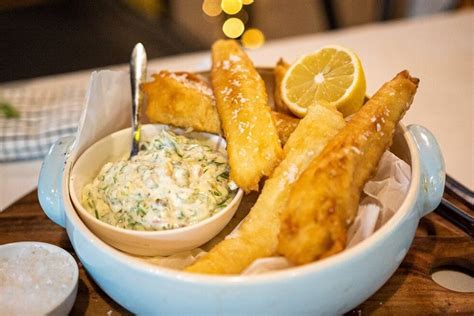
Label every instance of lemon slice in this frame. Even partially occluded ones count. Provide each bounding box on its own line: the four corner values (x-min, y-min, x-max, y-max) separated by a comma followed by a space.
281, 45, 366, 117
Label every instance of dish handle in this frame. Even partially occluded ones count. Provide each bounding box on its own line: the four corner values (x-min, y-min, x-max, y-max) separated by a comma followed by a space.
38, 136, 76, 228
408, 124, 445, 218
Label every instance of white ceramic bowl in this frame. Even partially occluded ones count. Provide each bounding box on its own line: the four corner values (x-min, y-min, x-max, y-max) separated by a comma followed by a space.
38, 69, 445, 314
0, 242, 78, 315
69, 124, 243, 256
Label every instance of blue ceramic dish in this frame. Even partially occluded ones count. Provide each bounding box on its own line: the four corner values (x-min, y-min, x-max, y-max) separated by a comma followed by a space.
38, 69, 445, 314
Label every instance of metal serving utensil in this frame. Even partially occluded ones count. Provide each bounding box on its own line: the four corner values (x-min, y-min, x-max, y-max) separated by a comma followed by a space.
437, 175, 474, 237
130, 43, 147, 158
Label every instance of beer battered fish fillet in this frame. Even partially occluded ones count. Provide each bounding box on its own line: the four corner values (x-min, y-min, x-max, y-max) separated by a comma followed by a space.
211, 40, 283, 192
278, 71, 419, 265
186, 105, 345, 274
143, 71, 221, 134
271, 111, 300, 146
143, 70, 297, 144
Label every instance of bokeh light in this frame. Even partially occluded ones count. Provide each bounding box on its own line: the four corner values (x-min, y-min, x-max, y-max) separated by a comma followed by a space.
221, 0, 243, 15
202, 0, 264, 45
202, 0, 222, 17
222, 17, 245, 38
242, 28, 265, 48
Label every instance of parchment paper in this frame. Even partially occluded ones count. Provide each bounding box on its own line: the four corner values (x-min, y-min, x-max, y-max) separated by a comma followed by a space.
70, 70, 411, 275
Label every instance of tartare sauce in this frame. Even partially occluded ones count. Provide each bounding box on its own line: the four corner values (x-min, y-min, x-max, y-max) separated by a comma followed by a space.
82, 130, 237, 231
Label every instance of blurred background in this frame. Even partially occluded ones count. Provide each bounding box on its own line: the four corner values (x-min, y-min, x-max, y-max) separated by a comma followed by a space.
1, 0, 471, 82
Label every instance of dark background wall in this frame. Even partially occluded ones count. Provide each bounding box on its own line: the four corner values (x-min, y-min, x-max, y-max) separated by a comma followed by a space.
1, 0, 466, 83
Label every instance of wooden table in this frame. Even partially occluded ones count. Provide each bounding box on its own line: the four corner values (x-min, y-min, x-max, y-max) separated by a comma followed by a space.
1, 189, 472, 315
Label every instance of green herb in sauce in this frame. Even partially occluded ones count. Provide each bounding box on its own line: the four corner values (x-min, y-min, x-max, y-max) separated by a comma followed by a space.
82, 130, 237, 231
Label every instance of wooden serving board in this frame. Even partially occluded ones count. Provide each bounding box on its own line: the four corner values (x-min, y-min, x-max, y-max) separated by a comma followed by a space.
1, 190, 472, 315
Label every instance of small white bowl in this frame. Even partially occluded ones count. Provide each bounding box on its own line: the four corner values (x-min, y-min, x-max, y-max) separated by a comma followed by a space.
0, 242, 79, 315
69, 124, 243, 256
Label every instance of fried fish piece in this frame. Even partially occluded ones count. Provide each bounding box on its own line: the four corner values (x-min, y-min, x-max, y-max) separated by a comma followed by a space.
273, 58, 292, 115
278, 71, 419, 265
143, 69, 299, 145
271, 111, 300, 146
211, 40, 283, 192
142, 71, 221, 134
185, 105, 345, 274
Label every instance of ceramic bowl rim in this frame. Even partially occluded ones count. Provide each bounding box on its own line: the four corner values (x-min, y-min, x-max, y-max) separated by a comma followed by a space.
63, 123, 421, 285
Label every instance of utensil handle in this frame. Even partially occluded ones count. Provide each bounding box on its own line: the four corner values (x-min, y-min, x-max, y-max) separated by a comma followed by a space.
38, 136, 76, 228
408, 124, 445, 218
438, 198, 474, 237
130, 43, 147, 156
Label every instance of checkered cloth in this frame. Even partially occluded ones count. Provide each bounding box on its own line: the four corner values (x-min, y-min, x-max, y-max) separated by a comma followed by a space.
0, 84, 86, 162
